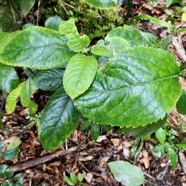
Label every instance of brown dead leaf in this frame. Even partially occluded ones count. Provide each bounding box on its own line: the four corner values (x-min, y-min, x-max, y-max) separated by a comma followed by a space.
142, 151, 150, 169
99, 156, 110, 167
85, 173, 93, 183
111, 138, 121, 147
79, 156, 94, 161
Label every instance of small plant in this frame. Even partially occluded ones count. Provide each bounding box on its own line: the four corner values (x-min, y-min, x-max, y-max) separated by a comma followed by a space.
65, 172, 85, 186
153, 124, 178, 168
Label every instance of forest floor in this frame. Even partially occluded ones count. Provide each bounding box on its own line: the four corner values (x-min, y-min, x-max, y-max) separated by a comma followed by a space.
1, 0, 186, 185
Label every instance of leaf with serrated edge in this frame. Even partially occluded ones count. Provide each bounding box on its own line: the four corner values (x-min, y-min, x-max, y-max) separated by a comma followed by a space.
83, 0, 117, 8
109, 161, 144, 186
39, 88, 80, 150
64, 54, 97, 99
0, 63, 20, 93
75, 47, 181, 127
0, 26, 74, 69
59, 19, 90, 52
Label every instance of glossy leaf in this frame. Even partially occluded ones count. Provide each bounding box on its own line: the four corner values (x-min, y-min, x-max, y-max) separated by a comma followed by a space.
107, 26, 158, 47
6, 83, 23, 114
64, 54, 97, 99
60, 19, 90, 52
0, 26, 74, 69
33, 69, 64, 91
39, 88, 80, 150
109, 161, 144, 186
0, 165, 14, 179
20, 78, 38, 114
0, 63, 20, 93
176, 91, 186, 114
83, 0, 117, 8
2, 147, 20, 160
75, 47, 181, 127
119, 116, 167, 140
45, 15, 62, 31
155, 128, 166, 144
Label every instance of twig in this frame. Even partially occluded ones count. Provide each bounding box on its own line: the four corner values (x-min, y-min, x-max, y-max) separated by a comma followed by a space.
11, 147, 77, 172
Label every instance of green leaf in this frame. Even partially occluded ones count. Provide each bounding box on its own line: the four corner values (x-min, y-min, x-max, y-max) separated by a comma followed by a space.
166, 0, 182, 7
176, 143, 186, 150
33, 69, 64, 91
75, 47, 181, 127
155, 128, 166, 144
83, 0, 117, 8
107, 26, 158, 47
45, 15, 62, 31
77, 173, 84, 182
59, 19, 90, 52
20, 0, 36, 17
119, 116, 167, 140
108, 161, 144, 186
0, 165, 14, 179
70, 173, 78, 184
0, 63, 20, 93
2, 181, 14, 186
134, 14, 172, 30
153, 144, 166, 157
65, 176, 75, 186
20, 78, 38, 114
0, 141, 2, 153
64, 54, 97, 99
80, 120, 91, 131
12, 173, 23, 183
176, 91, 186, 114
166, 144, 178, 168
6, 83, 23, 114
2, 147, 20, 160
39, 88, 80, 150
7, 140, 22, 150
91, 123, 100, 141
0, 26, 74, 69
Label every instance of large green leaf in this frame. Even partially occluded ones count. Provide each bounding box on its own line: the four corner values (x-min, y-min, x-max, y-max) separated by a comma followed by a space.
75, 47, 181, 127
106, 26, 158, 47
83, 0, 117, 8
64, 54, 97, 99
39, 88, 80, 150
33, 69, 64, 91
108, 161, 144, 186
0, 26, 74, 69
176, 90, 186, 114
59, 19, 90, 52
0, 63, 20, 93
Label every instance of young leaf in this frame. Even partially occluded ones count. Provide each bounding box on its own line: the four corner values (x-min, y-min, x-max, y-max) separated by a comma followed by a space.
108, 161, 144, 186
20, 78, 38, 114
39, 88, 80, 150
59, 19, 90, 52
0, 26, 74, 69
107, 26, 158, 47
6, 83, 24, 114
33, 69, 64, 91
70, 173, 78, 184
91, 123, 100, 141
65, 176, 75, 186
80, 120, 91, 131
2, 147, 20, 160
77, 173, 84, 182
0, 63, 19, 93
176, 91, 186, 114
64, 54, 97, 99
7, 140, 22, 150
166, 144, 178, 168
155, 128, 166, 144
83, 0, 117, 8
45, 15, 62, 31
119, 116, 167, 140
75, 47, 181, 127
0, 165, 14, 179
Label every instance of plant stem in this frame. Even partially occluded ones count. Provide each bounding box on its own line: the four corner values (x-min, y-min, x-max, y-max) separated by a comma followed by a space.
124, 0, 133, 21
